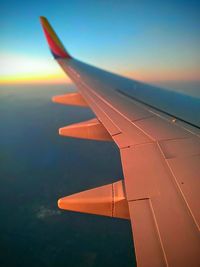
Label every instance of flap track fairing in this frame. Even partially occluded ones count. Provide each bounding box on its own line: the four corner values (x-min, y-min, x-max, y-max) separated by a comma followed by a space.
59, 118, 112, 141
58, 180, 129, 219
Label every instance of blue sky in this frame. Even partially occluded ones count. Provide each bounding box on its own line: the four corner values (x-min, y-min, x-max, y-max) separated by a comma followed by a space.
1, 0, 200, 83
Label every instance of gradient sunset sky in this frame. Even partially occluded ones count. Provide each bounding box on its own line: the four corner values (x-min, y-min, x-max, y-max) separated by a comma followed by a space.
1, 0, 200, 84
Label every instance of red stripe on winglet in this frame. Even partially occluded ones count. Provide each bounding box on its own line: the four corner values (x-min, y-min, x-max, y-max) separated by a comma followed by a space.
43, 27, 69, 58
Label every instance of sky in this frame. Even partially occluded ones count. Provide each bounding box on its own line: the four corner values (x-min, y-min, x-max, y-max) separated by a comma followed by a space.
0, 0, 200, 84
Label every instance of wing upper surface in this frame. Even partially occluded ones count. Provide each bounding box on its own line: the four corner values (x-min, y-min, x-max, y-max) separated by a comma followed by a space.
58, 58, 200, 267
40, 17, 200, 267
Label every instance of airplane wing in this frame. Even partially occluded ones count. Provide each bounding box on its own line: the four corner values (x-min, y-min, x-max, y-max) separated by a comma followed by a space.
40, 17, 200, 267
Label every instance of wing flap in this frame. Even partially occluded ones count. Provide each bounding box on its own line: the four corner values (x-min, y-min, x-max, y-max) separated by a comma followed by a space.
121, 143, 200, 267
128, 199, 167, 267
167, 154, 200, 230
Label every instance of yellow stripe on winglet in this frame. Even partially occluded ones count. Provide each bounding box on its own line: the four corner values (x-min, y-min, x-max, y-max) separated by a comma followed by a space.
40, 16, 66, 52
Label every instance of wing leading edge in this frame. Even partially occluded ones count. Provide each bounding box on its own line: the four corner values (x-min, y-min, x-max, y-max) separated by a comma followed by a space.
40, 17, 200, 267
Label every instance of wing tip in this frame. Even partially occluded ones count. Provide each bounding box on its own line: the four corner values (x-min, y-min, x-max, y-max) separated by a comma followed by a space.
39, 16, 72, 59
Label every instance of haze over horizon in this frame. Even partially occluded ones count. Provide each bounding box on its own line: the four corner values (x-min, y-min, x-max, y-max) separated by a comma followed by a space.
1, 0, 200, 85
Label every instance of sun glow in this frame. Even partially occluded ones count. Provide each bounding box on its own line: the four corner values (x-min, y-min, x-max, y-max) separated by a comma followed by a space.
0, 53, 71, 84
1, 53, 199, 85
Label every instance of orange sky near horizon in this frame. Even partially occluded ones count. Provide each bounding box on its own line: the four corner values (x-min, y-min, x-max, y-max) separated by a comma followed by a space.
1, 67, 199, 85
0, 72, 70, 85
0, 54, 70, 85
1, 1, 200, 86
1, 53, 199, 85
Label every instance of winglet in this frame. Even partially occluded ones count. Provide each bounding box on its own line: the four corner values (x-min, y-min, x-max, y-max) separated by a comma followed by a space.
40, 16, 71, 59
